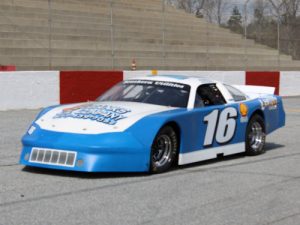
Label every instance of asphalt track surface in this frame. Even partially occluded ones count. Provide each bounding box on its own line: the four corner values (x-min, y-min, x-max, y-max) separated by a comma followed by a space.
0, 97, 300, 225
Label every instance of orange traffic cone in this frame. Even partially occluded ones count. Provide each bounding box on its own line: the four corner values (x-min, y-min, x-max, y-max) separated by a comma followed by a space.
131, 59, 137, 71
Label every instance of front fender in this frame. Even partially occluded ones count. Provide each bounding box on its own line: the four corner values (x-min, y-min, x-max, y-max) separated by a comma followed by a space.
20, 124, 150, 172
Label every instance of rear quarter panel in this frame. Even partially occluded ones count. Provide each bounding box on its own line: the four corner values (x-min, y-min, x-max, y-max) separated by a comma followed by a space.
259, 96, 285, 134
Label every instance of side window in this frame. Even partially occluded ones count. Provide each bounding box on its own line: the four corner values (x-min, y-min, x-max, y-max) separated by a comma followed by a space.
194, 92, 204, 108
122, 85, 143, 99
195, 84, 226, 107
224, 84, 247, 102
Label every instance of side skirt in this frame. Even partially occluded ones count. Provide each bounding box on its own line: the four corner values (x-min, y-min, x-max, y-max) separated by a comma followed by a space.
178, 143, 245, 165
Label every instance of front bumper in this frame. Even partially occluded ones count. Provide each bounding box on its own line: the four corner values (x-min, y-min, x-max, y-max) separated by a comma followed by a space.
20, 125, 150, 172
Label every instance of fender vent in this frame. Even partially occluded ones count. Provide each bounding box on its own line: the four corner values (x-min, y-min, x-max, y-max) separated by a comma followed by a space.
29, 148, 77, 167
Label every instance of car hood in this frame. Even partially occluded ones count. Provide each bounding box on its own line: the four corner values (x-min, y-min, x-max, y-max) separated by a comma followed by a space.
35, 101, 175, 134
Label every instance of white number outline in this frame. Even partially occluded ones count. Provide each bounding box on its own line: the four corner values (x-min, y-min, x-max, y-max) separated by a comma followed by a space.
203, 107, 238, 147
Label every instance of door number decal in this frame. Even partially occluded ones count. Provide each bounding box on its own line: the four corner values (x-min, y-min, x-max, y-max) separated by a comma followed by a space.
203, 107, 237, 147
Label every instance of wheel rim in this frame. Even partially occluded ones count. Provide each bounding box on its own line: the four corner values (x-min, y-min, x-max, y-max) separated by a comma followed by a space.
248, 121, 265, 151
152, 134, 172, 167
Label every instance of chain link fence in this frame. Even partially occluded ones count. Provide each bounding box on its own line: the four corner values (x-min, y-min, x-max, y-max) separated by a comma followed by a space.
0, 0, 299, 70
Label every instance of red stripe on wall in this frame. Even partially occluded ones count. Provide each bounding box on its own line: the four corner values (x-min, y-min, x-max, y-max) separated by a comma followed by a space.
246, 71, 280, 95
0, 65, 16, 71
60, 71, 123, 104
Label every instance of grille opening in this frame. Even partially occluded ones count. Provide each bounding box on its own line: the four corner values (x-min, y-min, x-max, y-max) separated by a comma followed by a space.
59, 152, 67, 164
44, 151, 52, 163
37, 150, 44, 162
66, 153, 76, 166
51, 151, 59, 163
29, 148, 77, 167
30, 149, 38, 161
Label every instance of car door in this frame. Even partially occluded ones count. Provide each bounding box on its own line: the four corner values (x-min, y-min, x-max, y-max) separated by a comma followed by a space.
178, 83, 245, 165
195, 82, 240, 143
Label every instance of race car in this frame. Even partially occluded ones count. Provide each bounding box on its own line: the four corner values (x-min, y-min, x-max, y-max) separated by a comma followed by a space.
20, 75, 285, 173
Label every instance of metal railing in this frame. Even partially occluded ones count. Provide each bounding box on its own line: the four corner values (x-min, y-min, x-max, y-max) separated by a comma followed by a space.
0, 0, 299, 70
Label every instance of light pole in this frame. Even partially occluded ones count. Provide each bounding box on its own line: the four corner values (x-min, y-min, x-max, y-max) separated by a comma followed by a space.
162, 0, 166, 69
110, 0, 115, 70
244, 0, 251, 70
48, 0, 52, 70
268, 0, 284, 70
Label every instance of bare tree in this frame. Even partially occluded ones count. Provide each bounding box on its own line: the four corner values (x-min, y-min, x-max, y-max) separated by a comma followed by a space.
202, 0, 215, 22
214, 0, 228, 25
268, 0, 300, 58
201, 0, 228, 25
194, 0, 207, 18
172, 0, 227, 25
173, 0, 207, 15
177, 0, 200, 13
253, 0, 270, 42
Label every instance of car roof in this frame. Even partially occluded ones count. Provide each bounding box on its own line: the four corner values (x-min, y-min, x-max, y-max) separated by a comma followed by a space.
127, 75, 217, 87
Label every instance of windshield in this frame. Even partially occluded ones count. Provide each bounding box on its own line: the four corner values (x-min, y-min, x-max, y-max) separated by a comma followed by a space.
97, 80, 190, 108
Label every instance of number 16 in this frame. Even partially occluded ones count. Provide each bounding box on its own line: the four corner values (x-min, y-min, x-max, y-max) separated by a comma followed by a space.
203, 107, 237, 147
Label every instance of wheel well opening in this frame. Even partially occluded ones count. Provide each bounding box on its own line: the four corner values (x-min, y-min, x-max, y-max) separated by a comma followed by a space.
164, 122, 181, 161
250, 110, 265, 130
164, 122, 180, 144
252, 110, 264, 119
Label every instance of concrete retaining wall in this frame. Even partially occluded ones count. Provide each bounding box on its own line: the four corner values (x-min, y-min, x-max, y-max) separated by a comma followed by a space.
0, 70, 299, 110
280, 71, 300, 96
123, 71, 246, 85
0, 71, 59, 110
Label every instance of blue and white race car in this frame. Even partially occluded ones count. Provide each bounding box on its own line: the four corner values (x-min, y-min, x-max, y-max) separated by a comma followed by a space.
20, 75, 285, 173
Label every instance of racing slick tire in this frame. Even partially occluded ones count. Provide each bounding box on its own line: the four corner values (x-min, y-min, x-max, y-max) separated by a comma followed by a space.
150, 126, 178, 173
245, 114, 266, 156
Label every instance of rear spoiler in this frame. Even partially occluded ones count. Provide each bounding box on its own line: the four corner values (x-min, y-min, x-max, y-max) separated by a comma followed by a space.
233, 85, 276, 99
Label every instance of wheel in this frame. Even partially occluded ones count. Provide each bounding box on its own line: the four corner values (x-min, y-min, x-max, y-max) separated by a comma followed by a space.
245, 114, 266, 156
150, 126, 178, 173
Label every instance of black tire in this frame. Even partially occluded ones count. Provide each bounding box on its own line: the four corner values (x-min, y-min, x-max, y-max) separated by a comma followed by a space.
150, 126, 178, 173
245, 114, 266, 156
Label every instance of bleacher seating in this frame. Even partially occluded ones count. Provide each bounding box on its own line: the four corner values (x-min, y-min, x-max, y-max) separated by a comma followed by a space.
0, 0, 299, 71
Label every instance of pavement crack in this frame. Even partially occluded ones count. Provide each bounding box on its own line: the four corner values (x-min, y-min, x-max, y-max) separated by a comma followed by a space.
0, 173, 173, 208
0, 163, 19, 167
211, 169, 300, 179
138, 177, 300, 225
260, 211, 300, 225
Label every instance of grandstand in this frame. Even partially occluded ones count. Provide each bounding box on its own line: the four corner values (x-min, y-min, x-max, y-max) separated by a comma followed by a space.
0, 0, 299, 71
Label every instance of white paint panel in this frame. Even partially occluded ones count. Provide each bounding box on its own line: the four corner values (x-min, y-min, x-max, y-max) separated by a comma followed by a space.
124, 71, 246, 85
36, 101, 176, 134
234, 85, 275, 99
0, 71, 59, 111
178, 142, 245, 165
280, 71, 300, 96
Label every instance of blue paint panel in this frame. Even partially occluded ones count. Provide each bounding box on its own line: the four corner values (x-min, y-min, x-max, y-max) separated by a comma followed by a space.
128, 104, 247, 155
128, 97, 285, 156
19, 96, 285, 172
263, 96, 285, 134
20, 125, 149, 172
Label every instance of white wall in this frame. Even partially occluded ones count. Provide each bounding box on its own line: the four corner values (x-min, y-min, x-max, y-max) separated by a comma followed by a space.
1, 70, 298, 111
0, 71, 59, 111
123, 70, 151, 80
124, 71, 246, 85
280, 71, 300, 96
